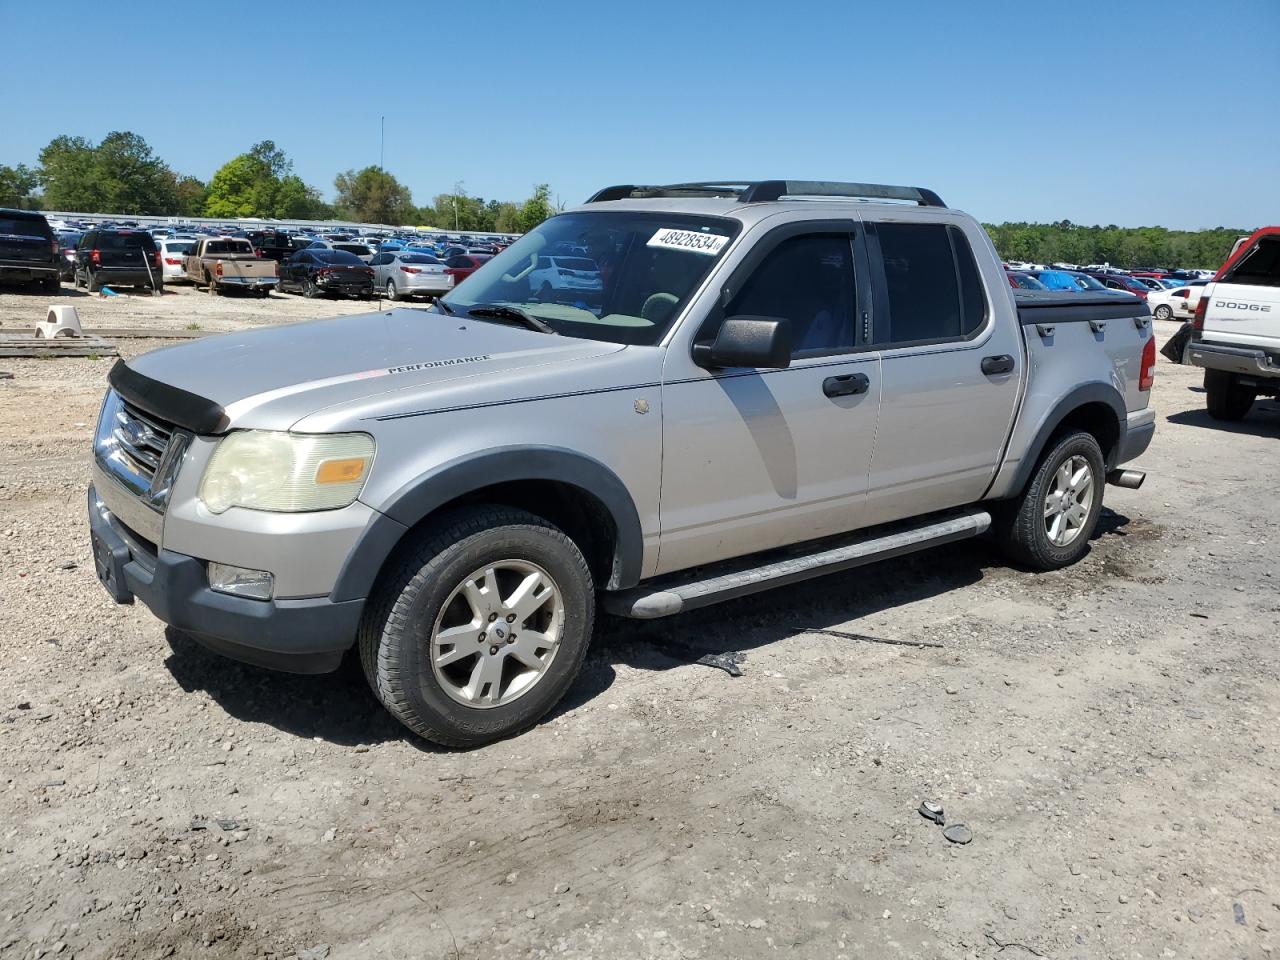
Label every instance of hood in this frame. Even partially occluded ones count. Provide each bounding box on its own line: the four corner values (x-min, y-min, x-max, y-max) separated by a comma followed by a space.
126, 308, 624, 430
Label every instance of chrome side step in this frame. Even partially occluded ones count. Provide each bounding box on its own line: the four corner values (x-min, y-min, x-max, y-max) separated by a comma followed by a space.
603, 509, 992, 620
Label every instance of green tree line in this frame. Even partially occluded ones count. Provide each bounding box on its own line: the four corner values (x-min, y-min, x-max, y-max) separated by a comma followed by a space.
984, 220, 1249, 271
0, 131, 555, 232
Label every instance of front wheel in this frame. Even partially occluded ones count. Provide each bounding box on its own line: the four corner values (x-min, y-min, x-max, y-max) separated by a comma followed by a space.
994, 430, 1105, 571
1204, 369, 1255, 421
358, 506, 595, 747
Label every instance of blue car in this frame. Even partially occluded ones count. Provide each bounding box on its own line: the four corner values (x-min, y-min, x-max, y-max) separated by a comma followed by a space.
1031, 270, 1132, 295
1030, 269, 1083, 292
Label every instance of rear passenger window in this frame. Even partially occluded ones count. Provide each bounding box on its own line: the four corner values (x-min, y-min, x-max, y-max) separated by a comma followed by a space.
874, 223, 987, 345
726, 234, 857, 357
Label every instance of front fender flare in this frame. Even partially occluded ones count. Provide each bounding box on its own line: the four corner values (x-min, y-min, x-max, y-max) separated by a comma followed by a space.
330, 446, 644, 602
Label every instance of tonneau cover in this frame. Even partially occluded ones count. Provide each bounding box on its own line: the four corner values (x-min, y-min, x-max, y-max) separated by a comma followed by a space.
1014, 291, 1150, 324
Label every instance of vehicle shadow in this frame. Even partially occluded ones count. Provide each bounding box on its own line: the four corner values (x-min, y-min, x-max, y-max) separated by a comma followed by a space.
162, 628, 421, 749
162, 509, 1133, 749
566, 506, 1132, 701
1166, 405, 1279, 438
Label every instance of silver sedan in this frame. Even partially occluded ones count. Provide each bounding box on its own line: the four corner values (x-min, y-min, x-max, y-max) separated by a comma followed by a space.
371, 251, 455, 301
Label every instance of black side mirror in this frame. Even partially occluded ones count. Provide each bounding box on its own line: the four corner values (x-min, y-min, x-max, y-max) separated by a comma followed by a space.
693, 316, 792, 369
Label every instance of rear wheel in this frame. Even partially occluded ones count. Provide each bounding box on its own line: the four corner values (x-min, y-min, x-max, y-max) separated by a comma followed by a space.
1153, 304, 1172, 321
994, 429, 1105, 571
386, 279, 398, 301
86, 271, 100, 293
358, 506, 595, 747
1204, 369, 1255, 421
304, 279, 321, 299
40, 276, 60, 294
206, 274, 219, 296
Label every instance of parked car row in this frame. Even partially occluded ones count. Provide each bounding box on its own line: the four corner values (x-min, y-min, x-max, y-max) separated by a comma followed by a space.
1002, 262, 1214, 313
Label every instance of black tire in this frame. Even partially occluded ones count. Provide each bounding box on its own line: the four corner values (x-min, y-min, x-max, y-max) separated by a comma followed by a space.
1153, 304, 1172, 321
206, 274, 219, 296
303, 278, 321, 299
994, 429, 1106, 571
386, 279, 398, 301
358, 506, 595, 748
1204, 369, 1254, 421
41, 275, 60, 294
86, 271, 100, 294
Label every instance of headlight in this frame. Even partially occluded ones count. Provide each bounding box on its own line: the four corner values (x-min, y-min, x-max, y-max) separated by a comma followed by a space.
199, 431, 374, 514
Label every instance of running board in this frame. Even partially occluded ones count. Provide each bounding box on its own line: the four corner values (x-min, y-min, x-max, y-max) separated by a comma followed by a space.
603, 509, 992, 619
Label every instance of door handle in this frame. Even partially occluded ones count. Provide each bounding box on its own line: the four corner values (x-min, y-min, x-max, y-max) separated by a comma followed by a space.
823, 373, 870, 398
981, 354, 1015, 375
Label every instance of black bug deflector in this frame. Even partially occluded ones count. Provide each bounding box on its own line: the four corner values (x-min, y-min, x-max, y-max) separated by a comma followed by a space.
108, 359, 227, 435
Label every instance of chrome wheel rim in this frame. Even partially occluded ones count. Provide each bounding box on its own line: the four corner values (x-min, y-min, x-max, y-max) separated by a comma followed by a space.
430, 560, 564, 709
1044, 455, 1094, 547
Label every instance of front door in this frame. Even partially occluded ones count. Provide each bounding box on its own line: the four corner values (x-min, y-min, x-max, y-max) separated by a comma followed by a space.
657, 225, 881, 576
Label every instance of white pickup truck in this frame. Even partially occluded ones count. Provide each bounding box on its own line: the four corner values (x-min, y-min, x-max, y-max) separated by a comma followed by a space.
1188, 226, 1280, 420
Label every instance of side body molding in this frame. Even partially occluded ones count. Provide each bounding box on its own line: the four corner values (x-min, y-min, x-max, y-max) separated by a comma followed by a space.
331, 446, 645, 602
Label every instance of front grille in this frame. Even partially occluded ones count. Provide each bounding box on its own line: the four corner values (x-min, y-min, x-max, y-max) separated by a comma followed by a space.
113, 400, 175, 483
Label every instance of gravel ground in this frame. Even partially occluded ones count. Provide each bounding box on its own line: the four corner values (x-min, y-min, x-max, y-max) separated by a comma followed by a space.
0, 285, 1277, 960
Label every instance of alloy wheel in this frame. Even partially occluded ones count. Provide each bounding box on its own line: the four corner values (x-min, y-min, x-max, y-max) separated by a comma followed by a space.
1043, 455, 1094, 547
430, 560, 564, 708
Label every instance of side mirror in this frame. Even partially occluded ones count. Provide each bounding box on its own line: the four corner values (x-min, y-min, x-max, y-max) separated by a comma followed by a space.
693, 316, 792, 369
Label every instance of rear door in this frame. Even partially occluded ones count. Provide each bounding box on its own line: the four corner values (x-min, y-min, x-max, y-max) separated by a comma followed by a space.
1205, 234, 1280, 350
861, 218, 1022, 526
0, 213, 54, 267
99, 232, 152, 271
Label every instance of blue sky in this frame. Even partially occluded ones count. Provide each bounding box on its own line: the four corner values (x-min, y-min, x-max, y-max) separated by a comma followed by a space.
2, 0, 1276, 229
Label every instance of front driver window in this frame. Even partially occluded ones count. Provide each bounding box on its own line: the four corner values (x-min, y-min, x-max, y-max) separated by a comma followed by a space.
724, 234, 857, 357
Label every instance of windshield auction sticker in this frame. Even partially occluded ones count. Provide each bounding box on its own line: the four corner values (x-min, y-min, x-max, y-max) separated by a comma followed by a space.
647, 228, 730, 256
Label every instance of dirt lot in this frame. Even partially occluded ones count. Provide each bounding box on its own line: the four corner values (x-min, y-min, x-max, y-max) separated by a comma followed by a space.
0, 284, 1277, 960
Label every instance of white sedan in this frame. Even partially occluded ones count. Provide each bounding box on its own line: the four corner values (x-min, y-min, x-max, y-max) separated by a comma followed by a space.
529, 255, 603, 299
1146, 285, 1200, 321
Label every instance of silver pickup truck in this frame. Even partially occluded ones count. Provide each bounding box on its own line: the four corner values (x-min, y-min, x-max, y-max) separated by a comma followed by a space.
88, 179, 1157, 746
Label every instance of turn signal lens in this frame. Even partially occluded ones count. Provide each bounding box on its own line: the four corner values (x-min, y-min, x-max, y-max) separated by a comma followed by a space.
315, 457, 367, 485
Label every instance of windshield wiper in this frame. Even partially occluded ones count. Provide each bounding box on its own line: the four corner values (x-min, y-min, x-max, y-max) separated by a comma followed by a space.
466, 304, 557, 335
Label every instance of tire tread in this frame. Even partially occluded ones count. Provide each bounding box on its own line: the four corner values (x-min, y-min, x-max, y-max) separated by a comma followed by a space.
357, 505, 593, 747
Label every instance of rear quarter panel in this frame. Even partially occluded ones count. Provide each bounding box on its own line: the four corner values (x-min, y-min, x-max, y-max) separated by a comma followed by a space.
987, 306, 1153, 499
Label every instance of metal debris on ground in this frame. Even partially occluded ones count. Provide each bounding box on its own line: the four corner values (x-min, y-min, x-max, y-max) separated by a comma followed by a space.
696, 651, 746, 677
803, 627, 944, 649
215, 818, 243, 831
942, 823, 973, 844
918, 800, 945, 825
1233, 902, 1246, 925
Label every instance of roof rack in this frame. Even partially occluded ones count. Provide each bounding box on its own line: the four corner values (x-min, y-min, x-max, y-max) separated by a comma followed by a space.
585, 180, 945, 208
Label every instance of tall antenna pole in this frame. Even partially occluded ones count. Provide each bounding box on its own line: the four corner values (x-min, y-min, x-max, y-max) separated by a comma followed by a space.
379, 116, 385, 169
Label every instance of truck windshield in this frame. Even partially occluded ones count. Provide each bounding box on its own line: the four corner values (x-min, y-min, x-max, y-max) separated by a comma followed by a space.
440, 211, 741, 346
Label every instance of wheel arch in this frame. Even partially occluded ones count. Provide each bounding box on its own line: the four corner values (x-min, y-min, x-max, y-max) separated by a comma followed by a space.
1001, 383, 1126, 498
331, 446, 644, 602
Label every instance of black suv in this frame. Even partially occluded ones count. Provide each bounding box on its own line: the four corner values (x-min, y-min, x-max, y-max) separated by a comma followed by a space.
0, 209, 60, 293
73, 228, 163, 293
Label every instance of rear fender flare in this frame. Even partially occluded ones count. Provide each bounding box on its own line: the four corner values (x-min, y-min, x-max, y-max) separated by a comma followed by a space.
1004, 383, 1126, 496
